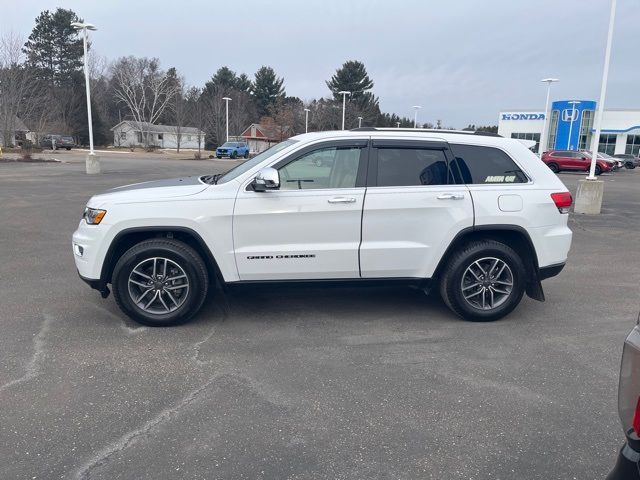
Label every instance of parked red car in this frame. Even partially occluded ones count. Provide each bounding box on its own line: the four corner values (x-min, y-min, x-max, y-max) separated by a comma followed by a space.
541, 150, 612, 176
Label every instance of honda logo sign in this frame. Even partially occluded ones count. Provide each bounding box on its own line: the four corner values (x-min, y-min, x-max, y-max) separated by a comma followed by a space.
562, 109, 579, 122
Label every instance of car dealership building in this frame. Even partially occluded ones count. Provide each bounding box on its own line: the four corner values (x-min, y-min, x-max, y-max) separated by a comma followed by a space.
498, 100, 640, 156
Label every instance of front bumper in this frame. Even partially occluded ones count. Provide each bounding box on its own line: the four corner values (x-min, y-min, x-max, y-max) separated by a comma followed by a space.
78, 271, 110, 298
607, 443, 640, 480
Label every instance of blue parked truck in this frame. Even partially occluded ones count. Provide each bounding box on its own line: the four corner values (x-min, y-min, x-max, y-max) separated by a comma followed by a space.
216, 141, 250, 159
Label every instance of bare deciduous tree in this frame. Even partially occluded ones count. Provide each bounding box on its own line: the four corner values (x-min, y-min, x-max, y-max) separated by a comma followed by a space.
111, 56, 178, 148
185, 87, 208, 157
0, 32, 39, 147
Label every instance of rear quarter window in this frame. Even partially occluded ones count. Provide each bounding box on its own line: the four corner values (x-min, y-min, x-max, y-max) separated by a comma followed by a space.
450, 144, 528, 185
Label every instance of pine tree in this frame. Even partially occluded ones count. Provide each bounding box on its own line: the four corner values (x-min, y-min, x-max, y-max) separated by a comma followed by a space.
235, 73, 252, 92
23, 8, 84, 87
205, 66, 237, 95
326, 60, 374, 102
252, 66, 285, 117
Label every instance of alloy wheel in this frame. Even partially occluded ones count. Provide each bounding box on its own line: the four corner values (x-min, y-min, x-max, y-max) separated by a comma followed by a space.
127, 257, 190, 314
460, 257, 514, 310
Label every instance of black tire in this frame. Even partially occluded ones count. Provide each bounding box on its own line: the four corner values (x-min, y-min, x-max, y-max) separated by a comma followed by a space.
216, 155, 222, 159
595, 164, 602, 176
231, 151, 237, 159
66, 147, 71, 151
439, 240, 526, 322
547, 162, 559, 173
625, 162, 635, 169
112, 239, 209, 327
244, 151, 249, 159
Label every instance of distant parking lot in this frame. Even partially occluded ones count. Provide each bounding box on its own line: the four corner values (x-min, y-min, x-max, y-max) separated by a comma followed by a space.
1, 150, 638, 479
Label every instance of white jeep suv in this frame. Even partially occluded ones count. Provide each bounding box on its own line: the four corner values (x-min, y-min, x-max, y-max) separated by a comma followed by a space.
72, 128, 573, 327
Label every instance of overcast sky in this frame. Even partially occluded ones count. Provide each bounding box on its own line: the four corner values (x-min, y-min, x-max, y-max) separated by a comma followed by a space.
1, 0, 638, 127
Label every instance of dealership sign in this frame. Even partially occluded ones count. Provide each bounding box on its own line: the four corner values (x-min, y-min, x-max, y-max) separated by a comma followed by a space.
501, 113, 545, 120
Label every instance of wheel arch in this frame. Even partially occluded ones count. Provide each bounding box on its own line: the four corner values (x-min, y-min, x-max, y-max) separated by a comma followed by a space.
434, 225, 544, 301
100, 226, 224, 288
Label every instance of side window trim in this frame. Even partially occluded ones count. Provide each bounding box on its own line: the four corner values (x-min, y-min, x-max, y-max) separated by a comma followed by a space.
366, 139, 456, 187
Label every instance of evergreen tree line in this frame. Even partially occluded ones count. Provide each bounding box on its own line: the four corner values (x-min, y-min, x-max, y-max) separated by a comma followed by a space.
0, 8, 488, 150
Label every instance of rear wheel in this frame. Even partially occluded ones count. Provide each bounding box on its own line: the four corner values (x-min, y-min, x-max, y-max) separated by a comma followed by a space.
439, 240, 526, 322
112, 239, 209, 327
547, 162, 559, 173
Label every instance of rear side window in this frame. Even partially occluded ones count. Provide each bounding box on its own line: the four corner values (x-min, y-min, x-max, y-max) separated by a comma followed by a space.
450, 144, 528, 184
376, 148, 450, 186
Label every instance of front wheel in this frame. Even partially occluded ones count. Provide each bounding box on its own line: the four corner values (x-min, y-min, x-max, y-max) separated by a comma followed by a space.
230, 151, 237, 159
244, 151, 249, 159
595, 165, 602, 176
439, 240, 526, 322
547, 163, 559, 173
112, 239, 209, 327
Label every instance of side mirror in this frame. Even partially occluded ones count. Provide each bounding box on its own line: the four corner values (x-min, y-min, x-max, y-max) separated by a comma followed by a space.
251, 167, 280, 192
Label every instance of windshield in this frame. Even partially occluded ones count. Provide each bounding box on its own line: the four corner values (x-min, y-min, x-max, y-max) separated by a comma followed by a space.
221, 142, 237, 147
216, 139, 298, 184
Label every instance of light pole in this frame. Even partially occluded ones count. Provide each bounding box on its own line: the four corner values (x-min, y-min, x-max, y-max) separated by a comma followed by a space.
587, 0, 616, 179
71, 21, 99, 174
357, 116, 363, 128
338, 91, 350, 130
222, 97, 231, 142
539, 78, 559, 156
574, 0, 617, 215
412, 105, 422, 128
566, 100, 581, 150
304, 108, 310, 133
396, 122, 401, 128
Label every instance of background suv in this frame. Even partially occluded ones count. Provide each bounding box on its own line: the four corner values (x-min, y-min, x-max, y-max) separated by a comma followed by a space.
216, 141, 250, 159
40, 134, 75, 150
613, 153, 639, 169
542, 149, 612, 175
73, 129, 572, 327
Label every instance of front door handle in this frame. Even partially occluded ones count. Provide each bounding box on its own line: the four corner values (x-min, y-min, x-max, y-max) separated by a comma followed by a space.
437, 193, 465, 200
328, 196, 357, 204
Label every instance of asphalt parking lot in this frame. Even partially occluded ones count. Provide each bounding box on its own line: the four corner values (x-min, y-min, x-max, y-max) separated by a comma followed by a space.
1, 150, 639, 480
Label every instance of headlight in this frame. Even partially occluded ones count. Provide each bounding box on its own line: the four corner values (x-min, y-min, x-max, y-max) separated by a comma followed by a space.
83, 207, 106, 225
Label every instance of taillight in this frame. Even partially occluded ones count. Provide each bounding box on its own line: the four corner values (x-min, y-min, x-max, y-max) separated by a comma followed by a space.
618, 325, 640, 440
633, 397, 640, 435
551, 192, 572, 213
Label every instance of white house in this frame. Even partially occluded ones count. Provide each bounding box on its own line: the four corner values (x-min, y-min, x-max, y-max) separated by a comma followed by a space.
111, 121, 206, 150
0, 115, 29, 147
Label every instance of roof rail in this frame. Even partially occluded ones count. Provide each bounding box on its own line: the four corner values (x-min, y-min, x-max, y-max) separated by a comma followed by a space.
350, 127, 502, 137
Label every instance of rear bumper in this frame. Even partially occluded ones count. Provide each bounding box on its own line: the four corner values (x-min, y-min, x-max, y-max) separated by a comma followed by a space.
539, 262, 565, 280
607, 443, 640, 480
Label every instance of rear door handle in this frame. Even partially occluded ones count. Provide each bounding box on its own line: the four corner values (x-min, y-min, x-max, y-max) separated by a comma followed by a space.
437, 193, 465, 200
328, 196, 357, 204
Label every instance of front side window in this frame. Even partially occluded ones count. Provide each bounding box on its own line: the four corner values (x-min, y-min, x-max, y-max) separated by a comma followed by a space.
278, 146, 362, 190
217, 139, 297, 184
450, 144, 528, 184
376, 148, 450, 186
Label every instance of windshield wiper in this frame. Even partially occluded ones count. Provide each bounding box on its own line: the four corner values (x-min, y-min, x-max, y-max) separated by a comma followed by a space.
201, 173, 224, 185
